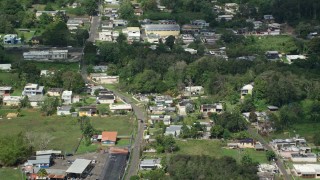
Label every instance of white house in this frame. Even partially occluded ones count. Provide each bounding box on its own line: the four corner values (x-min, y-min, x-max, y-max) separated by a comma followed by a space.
29, 95, 45, 107
97, 95, 115, 104
110, 104, 132, 113
99, 31, 113, 42
35, 10, 66, 18
23, 50, 68, 61
165, 125, 183, 137
122, 27, 141, 42
293, 164, 320, 179
140, 159, 162, 170
3, 96, 22, 106
216, 15, 233, 21
184, 86, 204, 96
3, 34, 21, 44
22, 83, 44, 96
0, 64, 12, 71
290, 153, 317, 163
67, 19, 84, 30
62, 91, 73, 105
57, 106, 72, 116
286, 55, 307, 64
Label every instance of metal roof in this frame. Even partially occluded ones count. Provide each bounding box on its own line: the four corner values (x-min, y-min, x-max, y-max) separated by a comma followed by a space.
66, 159, 91, 174
145, 24, 180, 31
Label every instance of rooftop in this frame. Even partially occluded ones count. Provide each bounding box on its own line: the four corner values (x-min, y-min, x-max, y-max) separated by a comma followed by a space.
62, 90, 72, 96
102, 131, 118, 142
66, 159, 91, 174
145, 24, 180, 31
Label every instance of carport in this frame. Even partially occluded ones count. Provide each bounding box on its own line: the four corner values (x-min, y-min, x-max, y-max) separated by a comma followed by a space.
66, 159, 91, 178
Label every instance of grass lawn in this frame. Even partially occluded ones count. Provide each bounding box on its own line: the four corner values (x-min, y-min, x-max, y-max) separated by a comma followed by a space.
0, 167, 25, 180
91, 115, 134, 136
116, 139, 131, 147
76, 140, 99, 154
175, 139, 268, 163
0, 72, 20, 86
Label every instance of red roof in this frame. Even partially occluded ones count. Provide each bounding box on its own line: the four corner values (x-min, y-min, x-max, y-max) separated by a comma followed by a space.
109, 147, 129, 154
102, 131, 117, 142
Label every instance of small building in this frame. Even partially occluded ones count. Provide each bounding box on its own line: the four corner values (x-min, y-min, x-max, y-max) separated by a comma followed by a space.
23, 50, 68, 61
57, 106, 72, 116
62, 91, 73, 105
181, 34, 195, 44
66, 159, 91, 178
184, 86, 204, 96
40, 70, 54, 76
3, 96, 22, 106
286, 55, 307, 64
47, 88, 63, 97
145, 24, 180, 38
140, 159, 162, 170
240, 84, 253, 99
184, 48, 197, 54
79, 106, 97, 117
271, 138, 307, 150
0, 86, 12, 96
165, 125, 183, 137
93, 65, 108, 72
146, 33, 160, 44
200, 103, 223, 117
292, 164, 320, 179
267, 105, 279, 111
0, 64, 12, 71
191, 20, 209, 28
123, 27, 141, 42
290, 153, 317, 163
35, 10, 66, 18
22, 83, 44, 96
238, 138, 255, 148
264, 15, 274, 21
265, 51, 280, 61
177, 100, 194, 116
97, 95, 115, 104
110, 104, 132, 113
29, 95, 45, 107
113, 19, 128, 27
101, 131, 117, 146
216, 15, 233, 21
99, 31, 114, 42
3, 34, 21, 44
67, 19, 84, 30
27, 155, 52, 168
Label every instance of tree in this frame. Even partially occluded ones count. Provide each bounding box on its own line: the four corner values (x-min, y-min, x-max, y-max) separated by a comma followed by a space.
249, 111, 257, 123
75, 29, 89, 46
119, 0, 134, 19
62, 71, 85, 93
20, 96, 31, 108
241, 154, 253, 166
41, 97, 60, 116
42, 21, 71, 46
37, 169, 48, 179
83, 0, 98, 15
44, 4, 54, 11
308, 37, 320, 54
266, 151, 276, 161
165, 35, 175, 49
313, 133, 320, 146
116, 33, 127, 43
210, 125, 224, 139
154, 135, 178, 153
39, 13, 54, 25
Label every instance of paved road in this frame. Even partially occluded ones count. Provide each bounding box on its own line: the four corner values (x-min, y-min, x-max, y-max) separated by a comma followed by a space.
247, 127, 292, 180
88, 16, 100, 42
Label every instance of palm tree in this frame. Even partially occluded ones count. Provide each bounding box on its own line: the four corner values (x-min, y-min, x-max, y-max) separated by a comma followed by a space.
37, 168, 48, 179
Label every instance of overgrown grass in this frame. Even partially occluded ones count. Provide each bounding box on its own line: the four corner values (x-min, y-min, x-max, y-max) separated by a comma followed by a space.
91, 115, 134, 135
0, 72, 20, 85
28, 61, 80, 72
76, 140, 99, 154
116, 139, 131, 147
0, 167, 25, 180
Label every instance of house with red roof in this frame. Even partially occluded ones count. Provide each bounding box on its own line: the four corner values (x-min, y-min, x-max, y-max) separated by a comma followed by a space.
101, 131, 118, 146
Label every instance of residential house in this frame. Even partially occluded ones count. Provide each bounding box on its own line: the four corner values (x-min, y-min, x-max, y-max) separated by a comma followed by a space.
181, 34, 195, 44
79, 106, 98, 117
35, 10, 66, 18
97, 95, 115, 104
145, 24, 180, 37
290, 153, 317, 163
265, 51, 280, 61
140, 159, 162, 170
3, 34, 21, 45
101, 131, 117, 146
286, 55, 307, 64
271, 138, 307, 150
191, 20, 209, 28
279, 146, 311, 158
57, 106, 72, 116
122, 27, 141, 42
113, 19, 128, 27
29, 95, 45, 107
62, 91, 73, 105
238, 138, 255, 148
148, 106, 167, 114
240, 84, 253, 99
181, 24, 201, 34
257, 163, 278, 179
154, 95, 173, 106
134, 8, 143, 16
0, 64, 12, 71
22, 83, 44, 96
0, 86, 12, 96
40, 70, 54, 76
146, 33, 160, 43
150, 115, 171, 125
98, 89, 114, 95
177, 100, 194, 116
105, 0, 119, 4
23, 50, 68, 61
292, 164, 320, 179
165, 125, 183, 137
93, 65, 108, 72
200, 103, 223, 117
67, 19, 84, 30
184, 48, 197, 54
26, 155, 52, 168
216, 15, 233, 21
101, 21, 113, 30
3, 96, 22, 106
47, 88, 63, 97
184, 86, 204, 96
253, 21, 263, 30
263, 15, 274, 22
99, 31, 114, 42
110, 104, 132, 113
267, 105, 279, 111
159, 20, 176, 24
224, 3, 239, 14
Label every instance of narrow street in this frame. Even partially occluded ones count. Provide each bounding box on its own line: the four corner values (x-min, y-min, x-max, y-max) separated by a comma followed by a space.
88, 16, 100, 42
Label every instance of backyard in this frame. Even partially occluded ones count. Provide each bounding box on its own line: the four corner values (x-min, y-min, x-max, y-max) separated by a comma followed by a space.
0, 168, 26, 180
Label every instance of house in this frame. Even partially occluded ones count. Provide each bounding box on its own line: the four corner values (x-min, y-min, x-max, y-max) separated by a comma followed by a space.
216, 15, 233, 21
184, 48, 197, 54
3, 96, 22, 106
267, 105, 279, 111
93, 65, 108, 72
105, 0, 120, 4
148, 106, 167, 114
0, 64, 12, 71
286, 55, 307, 64
266, 51, 280, 61
99, 31, 114, 42
140, 159, 162, 170
26, 155, 52, 168
113, 19, 128, 27
154, 95, 173, 106
159, 20, 176, 24
224, 3, 239, 14
40, 70, 54, 76
150, 115, 171, 125
181, 24, 201, 34
47, 88, 63, 97
290, 153, 317, 163
23, 50, 68, 61
191, 20, 209, 28
62, 91, 72, 105
134, 8, 143, 16
66, 159, 92, 178
165, 125, 183, 137
22, 83, 44, 96
257, 163, 278, 179
146, 33, 160, 43
35, 10, 66, 18
101, 21, 113, 30
184, 86, 204, 96
264, 15, 274, 21
29, 95, 45, 107
110, 104, 132, 113
67, 19, 84, 30
200, 103, 223, 117
122, 27, 141, 42
3, 34, 21, 44
279, 146, 311, 158
253, 21, 263, 30
292, 164, 320, 179
98, 89, 114, 96
240, 84, 253, 99
177, 100, 194, 116
181, 34, 195, 44
57, 106, 72, 116
90, 73, 119, 84
145, 24, 180, 37
271, 138, 307, 150
0, 86, 12, 96
238, 138, 255, 148
97, 95, 115, 104
79, 106, 98, 117
101, 131, 117, 146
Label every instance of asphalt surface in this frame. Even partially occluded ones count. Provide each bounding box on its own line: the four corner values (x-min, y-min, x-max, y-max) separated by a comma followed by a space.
88, 16, 100, 42
247, 127, 292, 180
100, 154, 128, 180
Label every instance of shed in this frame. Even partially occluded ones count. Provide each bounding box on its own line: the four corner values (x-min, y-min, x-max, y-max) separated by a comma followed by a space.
66, 159, 91, 178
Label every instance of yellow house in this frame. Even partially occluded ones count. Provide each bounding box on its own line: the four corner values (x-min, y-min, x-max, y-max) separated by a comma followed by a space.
145, 24, 180, 38
238, 138, 255, 148
79, 106, 98, 117
240, 84, 253, 99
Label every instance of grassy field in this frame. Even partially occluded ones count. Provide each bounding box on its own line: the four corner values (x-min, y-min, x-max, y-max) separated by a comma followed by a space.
0, 109, 133, 153
175, 139, 268, 163
76, 141, 99, 154
0, 168, 25, 180
28, 61, 80, 72
0, 72, 20, 85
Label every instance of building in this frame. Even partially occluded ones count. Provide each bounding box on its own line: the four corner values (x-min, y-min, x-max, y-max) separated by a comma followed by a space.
57, 106, 72, 116
113, 19, 128, 27
79, 106, 97, 117
27, 155, 52, 168
146, 33, 160, 43
66, 159, 91, 178
123, 27, 141, 42
47, 88, 63, 97
22, 83, 44, 96
292, 164, 320, 179
23, 50, 68, 61
200, 103, 223, 117
265, 51, 280, 61
271, 138, 307, 150
0, 64, 12, 71
3, 96, 22, 106
240, 84, 253, 99
159, 20, 176, 24
99, 31, 114, 42
93, 66, 108, 72
181, 34, 195, 44
0, 86, 12, 96
184, 86, 204, 96
110, 104, 132, 113
35, 10, 66, 18
62, 91, 73, 105
238, 138, 255, 148
290, 153, 317, 163
145, 24, 180, 37
150, 115, 171, 125
140, 159, 162, 170
97, 94, 115, 104
191, 20, 209, 28
165, 125, 183, 137
177, 100, 194, 116
29, 95, 44, 107
216, 15, 233, 21
286, 55, 307, 64
67, 19, 84, 30
101, 131, 117, 146
224, 3, 239, 14
3, 34, 21, 45
40, 70, 54, 76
